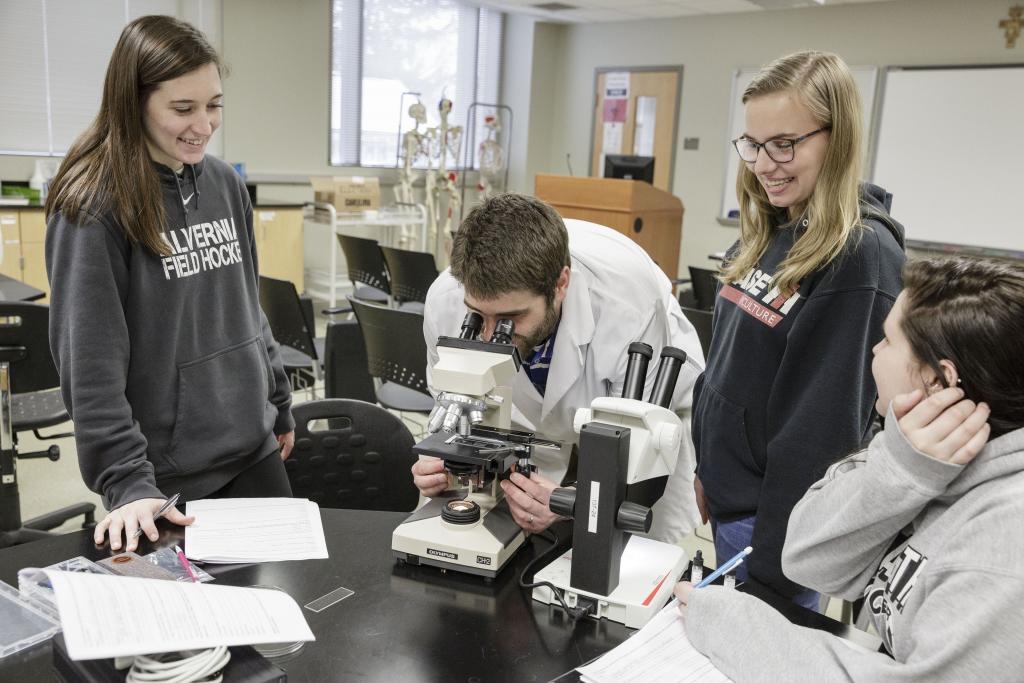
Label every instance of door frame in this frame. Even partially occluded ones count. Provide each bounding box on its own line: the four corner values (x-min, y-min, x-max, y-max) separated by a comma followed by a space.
589, 65, 685, 191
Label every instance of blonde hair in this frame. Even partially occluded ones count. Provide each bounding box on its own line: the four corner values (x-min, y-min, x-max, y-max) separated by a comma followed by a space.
720, 51, 864, 296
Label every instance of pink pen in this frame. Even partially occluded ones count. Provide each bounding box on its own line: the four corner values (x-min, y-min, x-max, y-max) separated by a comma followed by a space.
174, 545, 200, 583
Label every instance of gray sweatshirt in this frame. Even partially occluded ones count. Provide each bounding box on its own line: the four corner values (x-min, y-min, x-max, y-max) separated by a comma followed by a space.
46, 157, 294, 510
685, 407, 1024, 681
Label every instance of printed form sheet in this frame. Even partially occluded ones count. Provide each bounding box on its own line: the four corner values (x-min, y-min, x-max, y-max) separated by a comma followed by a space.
44, 570, 315, 660
577, 601, 732, 683
185, 497, 329, 563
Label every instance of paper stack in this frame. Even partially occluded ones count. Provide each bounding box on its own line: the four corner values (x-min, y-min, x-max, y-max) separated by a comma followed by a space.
577, 601, 733, 683
184, 498, 329, 563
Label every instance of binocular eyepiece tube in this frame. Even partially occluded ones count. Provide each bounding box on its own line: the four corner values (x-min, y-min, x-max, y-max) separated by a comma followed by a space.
621, 342, 653, 400
648, 347, 688, 408
460, 311, 484, 339
490, 319, 514, 345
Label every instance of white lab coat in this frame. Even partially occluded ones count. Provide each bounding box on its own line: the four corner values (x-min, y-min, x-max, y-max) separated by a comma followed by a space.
423, 219, 705, 542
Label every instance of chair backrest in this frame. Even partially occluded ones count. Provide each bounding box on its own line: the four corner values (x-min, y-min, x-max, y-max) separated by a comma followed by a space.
336, 234, 391, 295
688, 266, 719, 311
681, 306, 713, 359
258, 276, 317, 361
287, 399, 418, 512
348, 298, 430, 396
0, 302, 60, 394
379, 246, 439, 304
323, 319, 377, 403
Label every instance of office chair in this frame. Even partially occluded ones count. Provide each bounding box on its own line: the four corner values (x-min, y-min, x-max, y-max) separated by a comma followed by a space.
347, 298, 435, 413
689, 266, 720, 311
0, 302, 96, 548
379, 246, 439, 313
286, 399, 418, 512
336, 234, 391, 304
323, 319, 377, 404
680, 306, 713, 359
258, 275, 324, 394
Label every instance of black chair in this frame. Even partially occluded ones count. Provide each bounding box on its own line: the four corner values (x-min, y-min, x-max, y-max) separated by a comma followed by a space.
258, 276, 323, 393
0, 302, 95, 548
689, 266, 719, 311
286, 399, 418, 512
677, 287, 699, 309
379, 246, 439, 313
336, 234, 390, 304
681, 306, 713, 359
347, 298, 435, 413
323, 319, 377, 404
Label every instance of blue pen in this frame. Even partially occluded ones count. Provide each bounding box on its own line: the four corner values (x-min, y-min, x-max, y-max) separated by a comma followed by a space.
694, 546, 752, 588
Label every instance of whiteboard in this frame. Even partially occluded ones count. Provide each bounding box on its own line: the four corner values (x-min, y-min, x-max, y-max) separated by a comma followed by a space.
719, 66, 879, 221
872, 65, 1024, 256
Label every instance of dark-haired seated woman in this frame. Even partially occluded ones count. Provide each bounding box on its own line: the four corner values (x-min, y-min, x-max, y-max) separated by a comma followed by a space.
675, 257, 1024, 682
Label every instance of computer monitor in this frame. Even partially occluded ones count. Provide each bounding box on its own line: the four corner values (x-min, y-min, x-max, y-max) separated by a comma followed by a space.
603, 155, 655, 184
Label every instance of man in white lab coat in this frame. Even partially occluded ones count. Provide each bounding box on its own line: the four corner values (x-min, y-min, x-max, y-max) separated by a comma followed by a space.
413, 194, 704, 543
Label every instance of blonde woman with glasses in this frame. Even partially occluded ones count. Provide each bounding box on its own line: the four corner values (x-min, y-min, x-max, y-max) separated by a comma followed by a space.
689, 51, 906, 609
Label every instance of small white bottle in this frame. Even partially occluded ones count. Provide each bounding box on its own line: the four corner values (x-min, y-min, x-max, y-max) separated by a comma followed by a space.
690, 549, 704, 583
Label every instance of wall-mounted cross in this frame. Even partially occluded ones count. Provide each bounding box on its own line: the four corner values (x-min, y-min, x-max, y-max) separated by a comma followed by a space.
1000, 5, 1022, 48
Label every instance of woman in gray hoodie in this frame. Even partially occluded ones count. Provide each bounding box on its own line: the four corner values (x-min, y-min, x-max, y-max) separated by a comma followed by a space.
674, 256, 1024, 681
45, 16, 295, 554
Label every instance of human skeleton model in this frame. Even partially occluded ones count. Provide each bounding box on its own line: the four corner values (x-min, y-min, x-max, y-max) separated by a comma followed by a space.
395, 100, 427, 206
431, 97, 463, 246
476, 115, 505, 199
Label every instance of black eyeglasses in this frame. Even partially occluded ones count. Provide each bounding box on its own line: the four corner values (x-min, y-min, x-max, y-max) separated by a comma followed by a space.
732, 127, 830, 164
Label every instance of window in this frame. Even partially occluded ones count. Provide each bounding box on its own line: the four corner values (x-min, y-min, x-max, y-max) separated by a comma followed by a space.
0, 0, 222, 157
330, 0, 502, 168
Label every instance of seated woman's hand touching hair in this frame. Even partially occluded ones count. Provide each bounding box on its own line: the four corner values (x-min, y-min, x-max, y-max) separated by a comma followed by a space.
892, 387, 991, 466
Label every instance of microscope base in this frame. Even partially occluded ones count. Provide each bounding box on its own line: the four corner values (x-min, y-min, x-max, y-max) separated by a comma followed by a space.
532, 535, 686, 629
392, 493, 526, 579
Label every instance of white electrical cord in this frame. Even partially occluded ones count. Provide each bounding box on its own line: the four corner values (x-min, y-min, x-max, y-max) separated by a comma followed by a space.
115, 646, 231, 683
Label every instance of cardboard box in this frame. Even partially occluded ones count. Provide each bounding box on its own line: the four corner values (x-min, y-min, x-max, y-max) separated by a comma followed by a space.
310, 176, 380, 213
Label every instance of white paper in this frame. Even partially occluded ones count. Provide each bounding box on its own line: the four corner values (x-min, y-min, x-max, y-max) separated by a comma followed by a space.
185, 498, 329, 563
604, 72, 630, 100
602, 122, 623, 155
44, 570, 315, 661
577, 601, 732, 683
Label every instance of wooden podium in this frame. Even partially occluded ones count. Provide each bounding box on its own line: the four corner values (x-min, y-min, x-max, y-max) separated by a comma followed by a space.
534, 174, 683, 279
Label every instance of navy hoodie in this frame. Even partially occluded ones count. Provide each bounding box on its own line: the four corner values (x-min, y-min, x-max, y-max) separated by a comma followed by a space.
692, 183, 905, 598
46, 156, 294, 510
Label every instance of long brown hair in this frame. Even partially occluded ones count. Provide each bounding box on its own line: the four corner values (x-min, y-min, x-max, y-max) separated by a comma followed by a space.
44, 15, 221, 256
720, 51, 863, 295
902, 257, 1024, 438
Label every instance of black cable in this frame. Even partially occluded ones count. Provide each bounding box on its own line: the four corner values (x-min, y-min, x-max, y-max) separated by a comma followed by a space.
518, 528, 595, 623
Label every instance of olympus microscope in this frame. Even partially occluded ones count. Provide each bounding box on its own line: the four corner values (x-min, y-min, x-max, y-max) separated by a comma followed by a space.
532, 342, 701, 628
392, 312, 553, 579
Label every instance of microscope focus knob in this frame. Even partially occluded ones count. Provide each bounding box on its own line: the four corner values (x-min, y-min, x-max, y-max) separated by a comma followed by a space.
617, 502, 652, 534
549, 487, 577, 518
572, 408, 592, 435
655, 422, 681, 456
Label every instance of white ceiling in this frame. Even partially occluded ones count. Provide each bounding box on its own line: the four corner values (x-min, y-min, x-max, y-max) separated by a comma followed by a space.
474, 0, 899, 23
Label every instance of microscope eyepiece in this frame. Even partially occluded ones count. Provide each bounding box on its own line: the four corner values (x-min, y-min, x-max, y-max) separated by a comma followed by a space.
491, 318, 515, 345
648, 346, 688, 408
621, 342, 653, 400
460, 311, 484, 339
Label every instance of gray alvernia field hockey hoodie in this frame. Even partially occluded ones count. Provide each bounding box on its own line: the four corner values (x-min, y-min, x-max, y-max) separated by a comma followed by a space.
683, 405, 1024, 682
46, 156, 294, 511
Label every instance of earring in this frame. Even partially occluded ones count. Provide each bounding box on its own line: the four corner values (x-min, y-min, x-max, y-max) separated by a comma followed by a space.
956, 377, 963, 386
